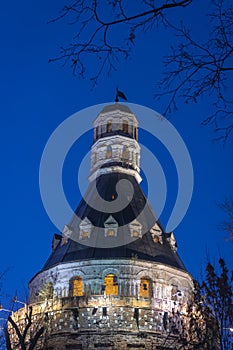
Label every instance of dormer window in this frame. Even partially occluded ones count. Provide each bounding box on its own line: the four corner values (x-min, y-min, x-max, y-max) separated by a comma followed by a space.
61, 225, 73, 245
107, 121, 112, 133
167, 232, 177, 252
106, 145, 112, 159
129, 220, 142, 238
79, 218, 92, 240
150, 224, 163, 244
104, 215, 118, 237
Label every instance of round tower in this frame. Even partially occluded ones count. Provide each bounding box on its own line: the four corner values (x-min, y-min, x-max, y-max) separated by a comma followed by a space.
90, 103, 141, 183
9, 103, 193, 350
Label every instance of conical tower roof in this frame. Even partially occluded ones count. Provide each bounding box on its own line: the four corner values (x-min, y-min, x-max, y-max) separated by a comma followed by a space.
43, 103, 187, 272
43, 171, 186, 271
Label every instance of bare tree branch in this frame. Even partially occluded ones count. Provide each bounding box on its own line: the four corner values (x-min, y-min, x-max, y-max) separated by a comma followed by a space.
155, 0, 233, 141
219, 198, 233, 241
49, 0, 192, 86
50, 0, 233, 141
5, 306, 44, 350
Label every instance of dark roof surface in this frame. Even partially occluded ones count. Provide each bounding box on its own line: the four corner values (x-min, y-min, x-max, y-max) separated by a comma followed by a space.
99, 103, 133, 115
43, 173, 187, 272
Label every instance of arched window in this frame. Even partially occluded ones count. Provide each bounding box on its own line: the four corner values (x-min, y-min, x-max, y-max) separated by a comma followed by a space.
122, 120, 128, 133
140, 277, 151, 298
107, 121, 112, 133
134, 127, 138, 140
106, 145, 112, 159
69, 276, 83, 297
122, 146, 129, 161
104, 274, 118, 295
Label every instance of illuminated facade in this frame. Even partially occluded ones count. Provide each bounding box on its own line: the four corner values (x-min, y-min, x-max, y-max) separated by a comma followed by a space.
10, 103, 193, 349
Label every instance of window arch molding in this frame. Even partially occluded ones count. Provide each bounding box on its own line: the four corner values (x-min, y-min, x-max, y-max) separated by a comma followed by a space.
101, 267, 119, 279
136, 270, 153, 281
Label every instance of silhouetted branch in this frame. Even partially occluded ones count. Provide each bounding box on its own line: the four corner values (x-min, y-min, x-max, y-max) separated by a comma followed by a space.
155, 0, 233, 141
28, 326, 44, 350
22, 306, 32, 341
3, 327, 12, 350
219, 198, 233, 241
49, 0, 192, 86
5, 306, 44, 350
8, 316, 26, 350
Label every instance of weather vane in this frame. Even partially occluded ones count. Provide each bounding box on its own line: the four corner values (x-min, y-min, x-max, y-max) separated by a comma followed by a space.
115, 88, 127, 102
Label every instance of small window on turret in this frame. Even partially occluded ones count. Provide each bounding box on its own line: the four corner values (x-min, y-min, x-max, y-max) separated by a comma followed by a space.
122, 120, 128, 133
122, 146, 129, 161
107, 121, 112, 133
106, 145, 112, 159
96, 126, 99, 140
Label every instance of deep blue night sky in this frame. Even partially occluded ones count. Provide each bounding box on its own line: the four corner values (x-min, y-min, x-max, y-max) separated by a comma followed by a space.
0, 0, 232, 317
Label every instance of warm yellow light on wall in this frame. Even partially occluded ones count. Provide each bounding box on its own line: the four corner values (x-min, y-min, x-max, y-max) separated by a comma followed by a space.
140, 278, 151, 298
70, 277, 83, 297
104, 274, 118, 295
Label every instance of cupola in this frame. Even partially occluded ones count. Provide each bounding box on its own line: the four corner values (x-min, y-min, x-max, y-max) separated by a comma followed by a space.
89, 103, 141, 183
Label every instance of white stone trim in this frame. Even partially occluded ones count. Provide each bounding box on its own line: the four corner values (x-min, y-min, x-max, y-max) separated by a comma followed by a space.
89, 166, 142, 183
